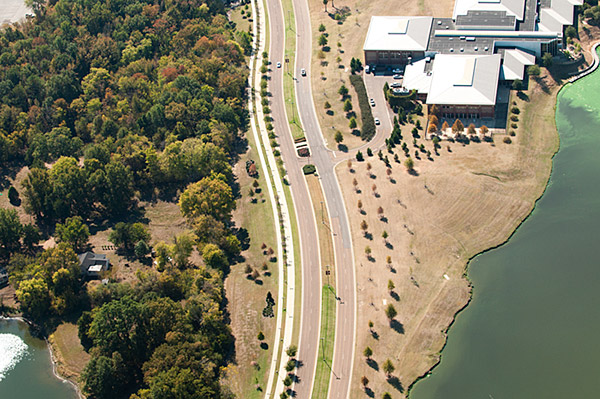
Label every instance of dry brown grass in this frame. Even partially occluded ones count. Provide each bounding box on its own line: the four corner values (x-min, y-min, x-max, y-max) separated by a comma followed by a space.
338, 80, 559, 398
307, 0, 454, 151
48, 323, 91, 382
222, 138, 279, 398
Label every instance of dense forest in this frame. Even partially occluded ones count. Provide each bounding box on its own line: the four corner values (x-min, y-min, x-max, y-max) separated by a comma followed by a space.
0, 0, 253, 397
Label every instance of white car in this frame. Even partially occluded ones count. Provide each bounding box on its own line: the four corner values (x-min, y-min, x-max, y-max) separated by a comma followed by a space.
393, 74, 403, 79
391, 82, 402, 88
392, 68, 401, 74
301, 68, 306, 76
370, 98, 375, 107
276, 62, 281, 68
374, 118, 380, 125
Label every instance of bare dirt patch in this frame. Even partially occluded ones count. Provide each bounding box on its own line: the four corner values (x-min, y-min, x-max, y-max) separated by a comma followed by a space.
338, 80, 559, 398
307, 0, 454, 150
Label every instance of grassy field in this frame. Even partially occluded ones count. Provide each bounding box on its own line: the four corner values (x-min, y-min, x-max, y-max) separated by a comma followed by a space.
280, 0, 305, 140
48, 323, 90, 383
306, 0, 454, 151
304, 173, 337, 398
312, 284, 337, 398
337, 78, 560, 398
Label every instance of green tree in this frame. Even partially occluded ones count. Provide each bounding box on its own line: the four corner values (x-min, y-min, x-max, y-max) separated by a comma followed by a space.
172, 232, 195, 268
109, 223, 150, 251
202, 243, 228, 270
0, 208, 23, 258
22, 224, 41, 253
382, 358, 395, 377
15, 278, 50, 320
179, 174, 235, 223
542, 52, 553, 67
343, 99, 353, 113
22, 168, 53, 221
512, 79, 523, 91
363, 346, 373, 359
349, 117, 357, 129
388, 279, 395, 293
134, 240, 150, 258
319, 23, 326, 32
103, 161, 134, 216
335, 131, 344, 144
528, 65, 541, 76
382, 393, 392, 399
338, 85, 349, 98
318, 34, 328, 47
404, 157, 414, 172
286, 345, 298, 357
385, 303, 397, 321
55, 216, 90, 251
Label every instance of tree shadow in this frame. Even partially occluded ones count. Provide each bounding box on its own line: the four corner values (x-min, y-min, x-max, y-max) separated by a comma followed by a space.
365, 387, 375, 398
380, 216, 388, 223
389, 178, 396, 184
367, 255, 375, 263
388, 267, 396, 274
390, 291, 400, 301
390, 319, 404, 334
296, 360, 304, 369
254, 279, 263, 285
366, 358, 379, 371
385, 242, 394, 250
408, 169, 419, 176
387, 376, 404, 393
370, 330, 379, 340
338, 144, 348, 152
260, 342, 269, 350
364, 232, 373, 240
517, 91, 530, 102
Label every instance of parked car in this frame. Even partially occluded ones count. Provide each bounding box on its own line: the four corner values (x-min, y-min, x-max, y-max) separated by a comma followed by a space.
393, 74, 403, 79
365, 65, 370, 74
370, 98, 375, 107
390, 82, 402, 88
374, 117, 380, 125
277, 62, 281, 68
392, 68, 402, 74
301, 68, 306, 76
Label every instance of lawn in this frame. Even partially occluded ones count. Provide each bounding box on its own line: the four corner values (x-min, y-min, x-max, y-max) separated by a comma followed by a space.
337, 78, 560, 398
306, 0, 456, 151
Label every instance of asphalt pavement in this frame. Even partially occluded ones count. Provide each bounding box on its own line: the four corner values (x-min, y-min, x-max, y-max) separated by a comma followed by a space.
289, 0, 357, 397
264, 0, 323, 397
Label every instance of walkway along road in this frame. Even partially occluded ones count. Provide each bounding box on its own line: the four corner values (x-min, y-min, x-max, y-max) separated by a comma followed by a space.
266, 0, 358, 397
263, 0, 324, 398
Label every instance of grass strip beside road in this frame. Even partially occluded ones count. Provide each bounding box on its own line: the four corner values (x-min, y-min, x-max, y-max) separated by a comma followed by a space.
304, 173, 336, 398
281, 0, 305, 140
312, 285, 337, 398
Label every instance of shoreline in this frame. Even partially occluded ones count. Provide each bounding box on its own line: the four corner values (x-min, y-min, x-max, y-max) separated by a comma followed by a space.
0, 316, 83, 398
405, 41, 600, 399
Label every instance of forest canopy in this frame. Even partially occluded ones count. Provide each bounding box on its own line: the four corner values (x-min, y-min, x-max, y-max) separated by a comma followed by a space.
1, 0, 252, 397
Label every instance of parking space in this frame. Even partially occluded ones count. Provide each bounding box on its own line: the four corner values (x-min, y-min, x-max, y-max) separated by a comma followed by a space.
362, 70, 400, 138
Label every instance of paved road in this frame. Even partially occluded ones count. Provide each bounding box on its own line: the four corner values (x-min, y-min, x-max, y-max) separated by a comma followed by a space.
290, 0, 357, 397
265, 0, 322, 397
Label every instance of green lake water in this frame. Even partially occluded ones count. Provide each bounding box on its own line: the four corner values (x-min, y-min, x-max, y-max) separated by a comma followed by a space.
411, 64, 600, 399
0, 318, 78, 398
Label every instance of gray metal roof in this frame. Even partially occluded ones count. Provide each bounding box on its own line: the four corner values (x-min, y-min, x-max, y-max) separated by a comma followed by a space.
456, 10, 516, 30
453, 0, 528, 21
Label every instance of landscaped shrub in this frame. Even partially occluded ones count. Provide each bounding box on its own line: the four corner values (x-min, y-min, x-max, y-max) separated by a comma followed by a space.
503, 136, 512, 144
350, 75, 376, 141
302, 164, 316, 174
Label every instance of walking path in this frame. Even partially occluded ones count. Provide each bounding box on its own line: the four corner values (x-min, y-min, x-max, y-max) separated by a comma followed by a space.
568, 41, 600, 83
247, 0, 297, 397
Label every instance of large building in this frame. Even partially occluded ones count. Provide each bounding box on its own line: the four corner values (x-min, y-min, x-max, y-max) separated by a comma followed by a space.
363, 0, 581, 120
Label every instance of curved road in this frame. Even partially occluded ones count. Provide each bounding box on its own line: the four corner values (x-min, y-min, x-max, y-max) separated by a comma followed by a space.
266, 0, 358, 397
264, 0, 323, 397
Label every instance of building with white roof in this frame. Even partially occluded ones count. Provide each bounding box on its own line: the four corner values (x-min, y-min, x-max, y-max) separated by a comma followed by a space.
427, 54, 501, 118
500, 48, 536, 80
363, 16, 434, 65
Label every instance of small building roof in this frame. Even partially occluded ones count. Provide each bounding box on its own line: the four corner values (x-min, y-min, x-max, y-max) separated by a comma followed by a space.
538, 0, 581, 32
403, 58, 434, 94
363, 16, 434, 52
426, 54, 502, 105
88, 265, 104, 273
500, 48, 536, 80
453, 0, 527, 22
78, 252, 109, 274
